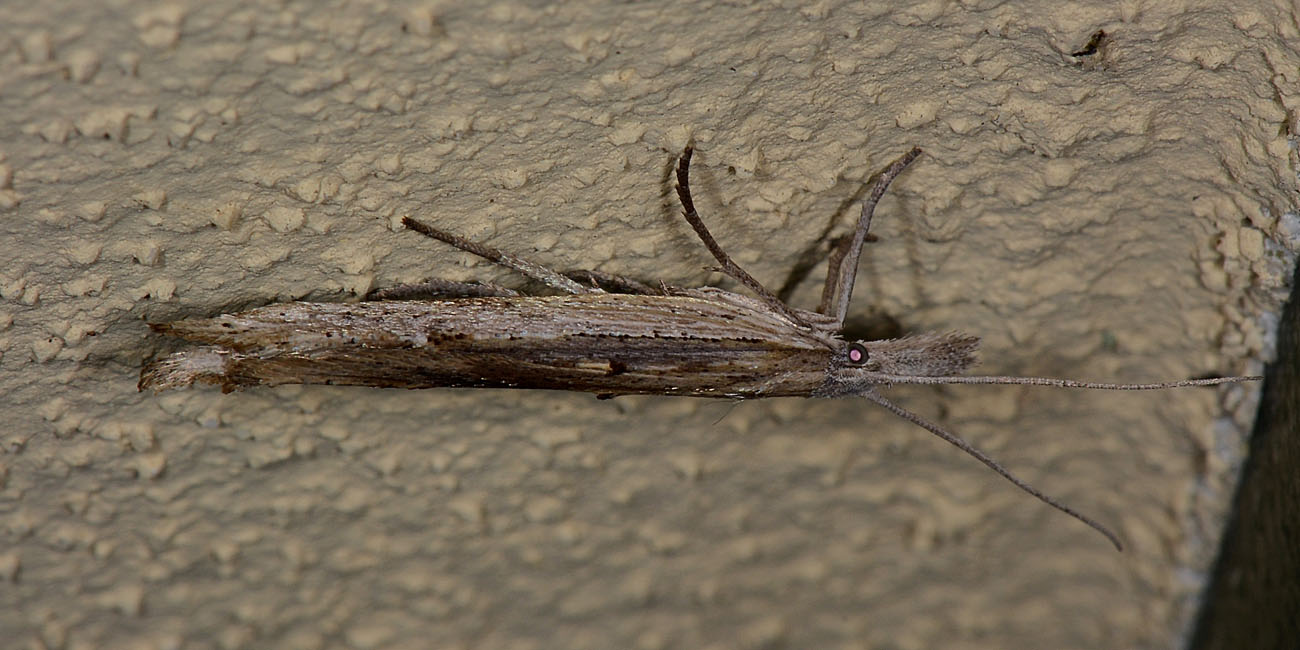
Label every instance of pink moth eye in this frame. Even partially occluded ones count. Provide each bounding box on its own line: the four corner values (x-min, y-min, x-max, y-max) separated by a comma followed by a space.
847, 342, 868, 365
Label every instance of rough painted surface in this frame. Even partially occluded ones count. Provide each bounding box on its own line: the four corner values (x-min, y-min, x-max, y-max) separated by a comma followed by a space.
0, 1, 1295, 649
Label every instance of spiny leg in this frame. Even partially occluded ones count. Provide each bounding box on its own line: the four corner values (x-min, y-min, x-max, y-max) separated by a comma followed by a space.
365, 279, 521, 301
400, 217, 600, 295
674, 146, 810, 327
863, 390, 1124, 551
562, 270, 663, 295
820, 147, 922, 328
773, 220, 878, 306
816, 234, 854, 314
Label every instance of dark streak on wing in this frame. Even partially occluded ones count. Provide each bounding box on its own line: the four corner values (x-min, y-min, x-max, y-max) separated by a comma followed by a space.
217, 337, 831, 397
145, 294, 837, 397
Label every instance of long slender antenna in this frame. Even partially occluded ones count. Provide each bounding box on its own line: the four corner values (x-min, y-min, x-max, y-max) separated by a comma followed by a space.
822, 147, 922, 328
874, 374, 1262, 389
674, 146, 810, 327
862, 390, 1124, 551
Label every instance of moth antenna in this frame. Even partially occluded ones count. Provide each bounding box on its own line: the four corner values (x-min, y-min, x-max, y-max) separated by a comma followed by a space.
876, 374, 1262, 389
822, 147, 922, 328
673, 146, 810, 327
862, 391, 1124, 551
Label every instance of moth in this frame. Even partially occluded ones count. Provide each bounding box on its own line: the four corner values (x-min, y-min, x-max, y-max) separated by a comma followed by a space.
141, 145, 1260, 550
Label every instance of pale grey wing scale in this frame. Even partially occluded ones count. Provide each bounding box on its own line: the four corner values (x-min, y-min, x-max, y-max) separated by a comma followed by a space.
151, 294, 833, 354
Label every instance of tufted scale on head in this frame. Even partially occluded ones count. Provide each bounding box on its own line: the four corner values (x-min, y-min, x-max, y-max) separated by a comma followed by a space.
866, 332, 980, 377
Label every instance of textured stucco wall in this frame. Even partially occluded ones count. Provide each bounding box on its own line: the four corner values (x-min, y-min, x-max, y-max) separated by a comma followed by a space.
1, 1, 1296, 649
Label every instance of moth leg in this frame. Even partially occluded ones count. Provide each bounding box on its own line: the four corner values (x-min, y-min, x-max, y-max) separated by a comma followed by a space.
673, 146, 810, 326
820, 147, 922, 328
816, 234, 854, 315
401, 217, 601, 295
563, 270, 663, 295
365, 279, 521, 301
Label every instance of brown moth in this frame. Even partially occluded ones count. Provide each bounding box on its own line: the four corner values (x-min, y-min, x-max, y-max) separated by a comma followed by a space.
141, 146, 1260, 550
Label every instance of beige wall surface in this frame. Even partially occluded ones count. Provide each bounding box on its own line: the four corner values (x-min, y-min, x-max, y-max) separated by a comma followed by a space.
1, 1, 1296, 649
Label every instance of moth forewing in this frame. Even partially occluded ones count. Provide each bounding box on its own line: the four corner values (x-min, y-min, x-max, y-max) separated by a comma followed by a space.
141, 294, 838, 397
141, 145, 1260, 552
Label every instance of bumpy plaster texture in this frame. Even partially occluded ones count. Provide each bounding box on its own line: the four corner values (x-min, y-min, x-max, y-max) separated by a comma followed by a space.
1, 1, 1297, 649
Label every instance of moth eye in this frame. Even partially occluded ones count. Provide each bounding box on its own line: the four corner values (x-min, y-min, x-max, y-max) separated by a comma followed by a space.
847, 342, 869, 365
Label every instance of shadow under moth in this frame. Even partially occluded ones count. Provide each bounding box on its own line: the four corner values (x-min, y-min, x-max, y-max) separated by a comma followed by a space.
141, 145, 1260, 550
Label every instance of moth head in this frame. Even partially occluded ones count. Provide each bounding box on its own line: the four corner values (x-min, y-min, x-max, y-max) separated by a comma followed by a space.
832, 331, 980, 386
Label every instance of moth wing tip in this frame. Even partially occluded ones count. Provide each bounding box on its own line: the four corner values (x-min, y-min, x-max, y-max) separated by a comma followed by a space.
139, 348, 232, 393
